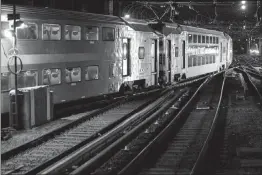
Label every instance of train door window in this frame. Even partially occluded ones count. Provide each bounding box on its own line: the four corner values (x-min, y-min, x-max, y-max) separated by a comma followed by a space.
102, 27, 115, 41
193, 35, 197, 43
216, 37, 219, 44
123, 38, 130, 76
198, 35, 201, 43
85, 26, 99, 40
188, 56, 193, 67
188, 34, 192, 43
213, 37, 216, 44
85, 66, 99, 80
17, 22, 38, 40
206, 36, 209, 44
210, 36, 213, 44
42, 68, 61, 85
42, 23, 61, 40
64, 25, 81, 40
1, 72, 10, 92
175, 47, 179, 57
202, 36, 205, 43
193, 56, 197, 66
182, 40, 186, 68
197, 56, 201, 66
65, 67, 81, 83
18, 70, 38, 88
139, 47, 145, 59
205, 56, 209, 64
201, 56, 205, 65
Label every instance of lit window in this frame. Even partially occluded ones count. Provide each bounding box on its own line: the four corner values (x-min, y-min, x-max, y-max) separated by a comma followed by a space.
85, 66, 99, 80
17, 22, 38, 40
139, 47, 145, 59
43, 68, 61, 85
65, 67, 81, 83
85, 26, 99, 40
102, 27, 115, 41
188, 34, 192, 43
1, 72, 10, 91
65, 25, 81, 40
18, 70, 38, 88
42, 23, 61, 40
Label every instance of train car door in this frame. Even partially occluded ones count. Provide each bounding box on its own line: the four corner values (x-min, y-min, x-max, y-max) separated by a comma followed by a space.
151, 39, 158, 85
123, 38, 130, 76
182, 40, 186, 69
167, 40, 171, 83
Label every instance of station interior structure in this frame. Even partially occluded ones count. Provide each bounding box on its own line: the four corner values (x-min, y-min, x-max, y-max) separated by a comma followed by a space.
0, 0, 262, 175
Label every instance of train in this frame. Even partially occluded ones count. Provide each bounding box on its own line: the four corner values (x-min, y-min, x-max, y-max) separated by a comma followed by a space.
1, 4, 233, 119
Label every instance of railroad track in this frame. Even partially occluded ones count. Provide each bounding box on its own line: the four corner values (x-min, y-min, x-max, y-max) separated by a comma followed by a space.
200, 68, 262, 175
53, 71, 223, 175
1, 88, 166, 175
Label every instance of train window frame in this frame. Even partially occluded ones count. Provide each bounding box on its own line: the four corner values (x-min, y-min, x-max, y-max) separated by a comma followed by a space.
17, 70, 39, 88
206, 36, 209, 43
175, 47, 179, 57
213, 37, 216, 44
42, 23, 61, 40
202, 35, 205, 43
85, 26, 99, 41
16, 22, 38, 40
188, 34, 192, 43
42, 68, 62, 86
65, 67, 82, 83
1, 72, 11, 92
198, 35, 201, 44
193, 34, 197, 43
85, 65, 99, 81
138, 47, 145, 59
64, 25, 81, 41
102, 27, 115, 41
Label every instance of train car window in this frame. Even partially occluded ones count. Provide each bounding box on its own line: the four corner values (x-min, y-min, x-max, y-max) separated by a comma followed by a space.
85, 66, 99, 80
139, 47, 145, 59
209, 56, 212, 64
175, 47, 179, 57
1, 72, 10, 91
188, 34, 192, 43
216, 37, 219, 44
85, 26, 99, 40
65, 67, 81, 83
193, 35, 197, 43
42, 24, 61, 40
197, 56, 201, 65
102, 27, 115, 41
65, 25, 81, 40
210, 36, 213, 44
188, 56, 193, 67
202, 36, 205, 43
193, 56, 197, 66
198, 35, 201, 43
17, 22, 38, 40
17, 70, 38, 88
202, 56, 205, 65
213, 55, 216, 63
205, 56, 209, 64
213, 37, 216, 44
42, 68, 61, 85
206, 36, 209, 43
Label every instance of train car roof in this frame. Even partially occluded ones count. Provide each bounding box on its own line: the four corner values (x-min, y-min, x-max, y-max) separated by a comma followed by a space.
1, 4, 125, 24
180, 25, 226, 37
120, 17, 155, 32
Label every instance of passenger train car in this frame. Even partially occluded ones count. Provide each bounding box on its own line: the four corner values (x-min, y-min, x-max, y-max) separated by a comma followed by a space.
1, 5, 233, 120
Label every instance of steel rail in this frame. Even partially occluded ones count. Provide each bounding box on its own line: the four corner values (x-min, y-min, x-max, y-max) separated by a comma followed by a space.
116, 72, 223, 175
